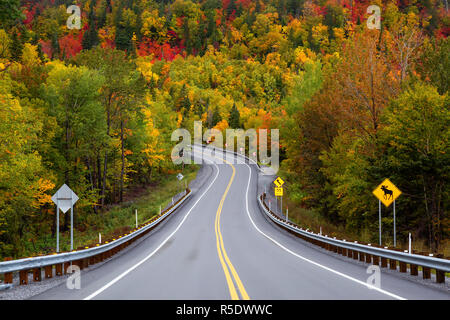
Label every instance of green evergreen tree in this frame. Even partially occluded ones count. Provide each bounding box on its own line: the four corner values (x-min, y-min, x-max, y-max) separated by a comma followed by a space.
10, 28, 23, 61
211, 107, 222, 127
228, 103, 241, 128
0, 0, 24, 29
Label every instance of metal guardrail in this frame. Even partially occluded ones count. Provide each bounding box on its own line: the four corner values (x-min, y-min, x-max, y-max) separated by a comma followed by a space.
0, 189, 192, 282
258, 193, 450, 282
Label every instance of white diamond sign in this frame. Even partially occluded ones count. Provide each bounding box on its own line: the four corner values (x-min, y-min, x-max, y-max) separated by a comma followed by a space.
177, 173, 184, 181
51, 184, 79, 213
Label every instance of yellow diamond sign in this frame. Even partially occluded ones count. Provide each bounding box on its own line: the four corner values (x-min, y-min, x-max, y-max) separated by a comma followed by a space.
372, 178, 402, 207
273, 177, 285, 187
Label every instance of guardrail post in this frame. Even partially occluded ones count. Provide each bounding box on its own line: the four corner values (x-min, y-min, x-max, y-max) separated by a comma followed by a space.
19, 270, 28, 285
436, 270, 445, 283
33, 268, 41, 282
359, 252, 365, 262
75, 260, 83, 270
55, 263, 63, 276
3, 271, 12, 284
64, 262, 70, 274
347, 249, 353, 258
3, 257, 13, 284
353, 251, 359, 260
44, 265, 53, 279
389, 259, 397, 270
372, 256, 379, 266
410, 264, 418, 276
365, 254, 372, 264
399, 261, 407, 273
342, 248, 347, 256
422, 266, 431, 279
381, 257, 388, 268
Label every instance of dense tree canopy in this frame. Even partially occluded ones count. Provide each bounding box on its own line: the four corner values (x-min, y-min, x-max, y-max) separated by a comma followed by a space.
0, 0, 448, 257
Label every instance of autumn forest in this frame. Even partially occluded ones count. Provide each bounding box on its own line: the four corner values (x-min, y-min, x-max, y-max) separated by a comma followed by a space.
0, 0, 448, 259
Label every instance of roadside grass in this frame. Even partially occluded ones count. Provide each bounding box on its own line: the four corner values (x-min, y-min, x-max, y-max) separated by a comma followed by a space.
18, 165, 199, 259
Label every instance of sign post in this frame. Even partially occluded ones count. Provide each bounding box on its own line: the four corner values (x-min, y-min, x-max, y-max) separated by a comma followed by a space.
379, 200, 381, 246
273, 177, 285, 215
393, 200, 396, 247
51, 184, 79, 252
56, 198, 60, 252
372, 178, 402, 247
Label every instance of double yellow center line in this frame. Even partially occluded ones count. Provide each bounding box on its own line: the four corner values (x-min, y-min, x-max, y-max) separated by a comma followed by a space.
214, 159, 250, 300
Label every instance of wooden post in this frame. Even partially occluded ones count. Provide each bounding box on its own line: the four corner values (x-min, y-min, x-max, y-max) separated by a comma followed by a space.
359, 252, 365, 262
410, 264, 418, 276
347, 249, 353, 258
389, 259, 397, 270
399, 261, 407, 273
33, 268, 41, 282
3, 257, 12, 284
373, 256, 379, 266
75, 260, 84, 270
365, 254, 372, 264
19, 270, 28, 285
422, 267, 431, 279
44, 265, 53, 279
55, 264, 63, 276
3, 272, 12, 284
64, 262, 70, 274
381, 257, 388, 268
436, 270, 445, 284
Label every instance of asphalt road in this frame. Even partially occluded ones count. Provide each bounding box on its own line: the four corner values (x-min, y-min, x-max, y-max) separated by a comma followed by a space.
32, 146, 450, 300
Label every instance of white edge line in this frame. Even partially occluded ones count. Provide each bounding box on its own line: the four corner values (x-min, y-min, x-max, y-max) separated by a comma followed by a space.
83, 152, 220, 300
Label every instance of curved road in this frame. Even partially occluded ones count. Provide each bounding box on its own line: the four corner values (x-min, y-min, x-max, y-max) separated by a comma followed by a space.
33, 146, 450, 300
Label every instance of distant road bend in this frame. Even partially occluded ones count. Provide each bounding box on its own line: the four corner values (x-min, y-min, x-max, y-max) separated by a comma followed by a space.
34, 146, 450, 300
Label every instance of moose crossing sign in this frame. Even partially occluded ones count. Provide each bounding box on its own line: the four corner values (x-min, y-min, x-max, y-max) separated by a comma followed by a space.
372, 178, 402, 207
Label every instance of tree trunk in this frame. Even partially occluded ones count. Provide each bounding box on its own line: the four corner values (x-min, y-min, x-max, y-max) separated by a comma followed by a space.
97, 155, 102, 190
86, 157, 98, 214
120, 119, 125, 203
102, 99, 112, 210
102, 152, 107, 209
